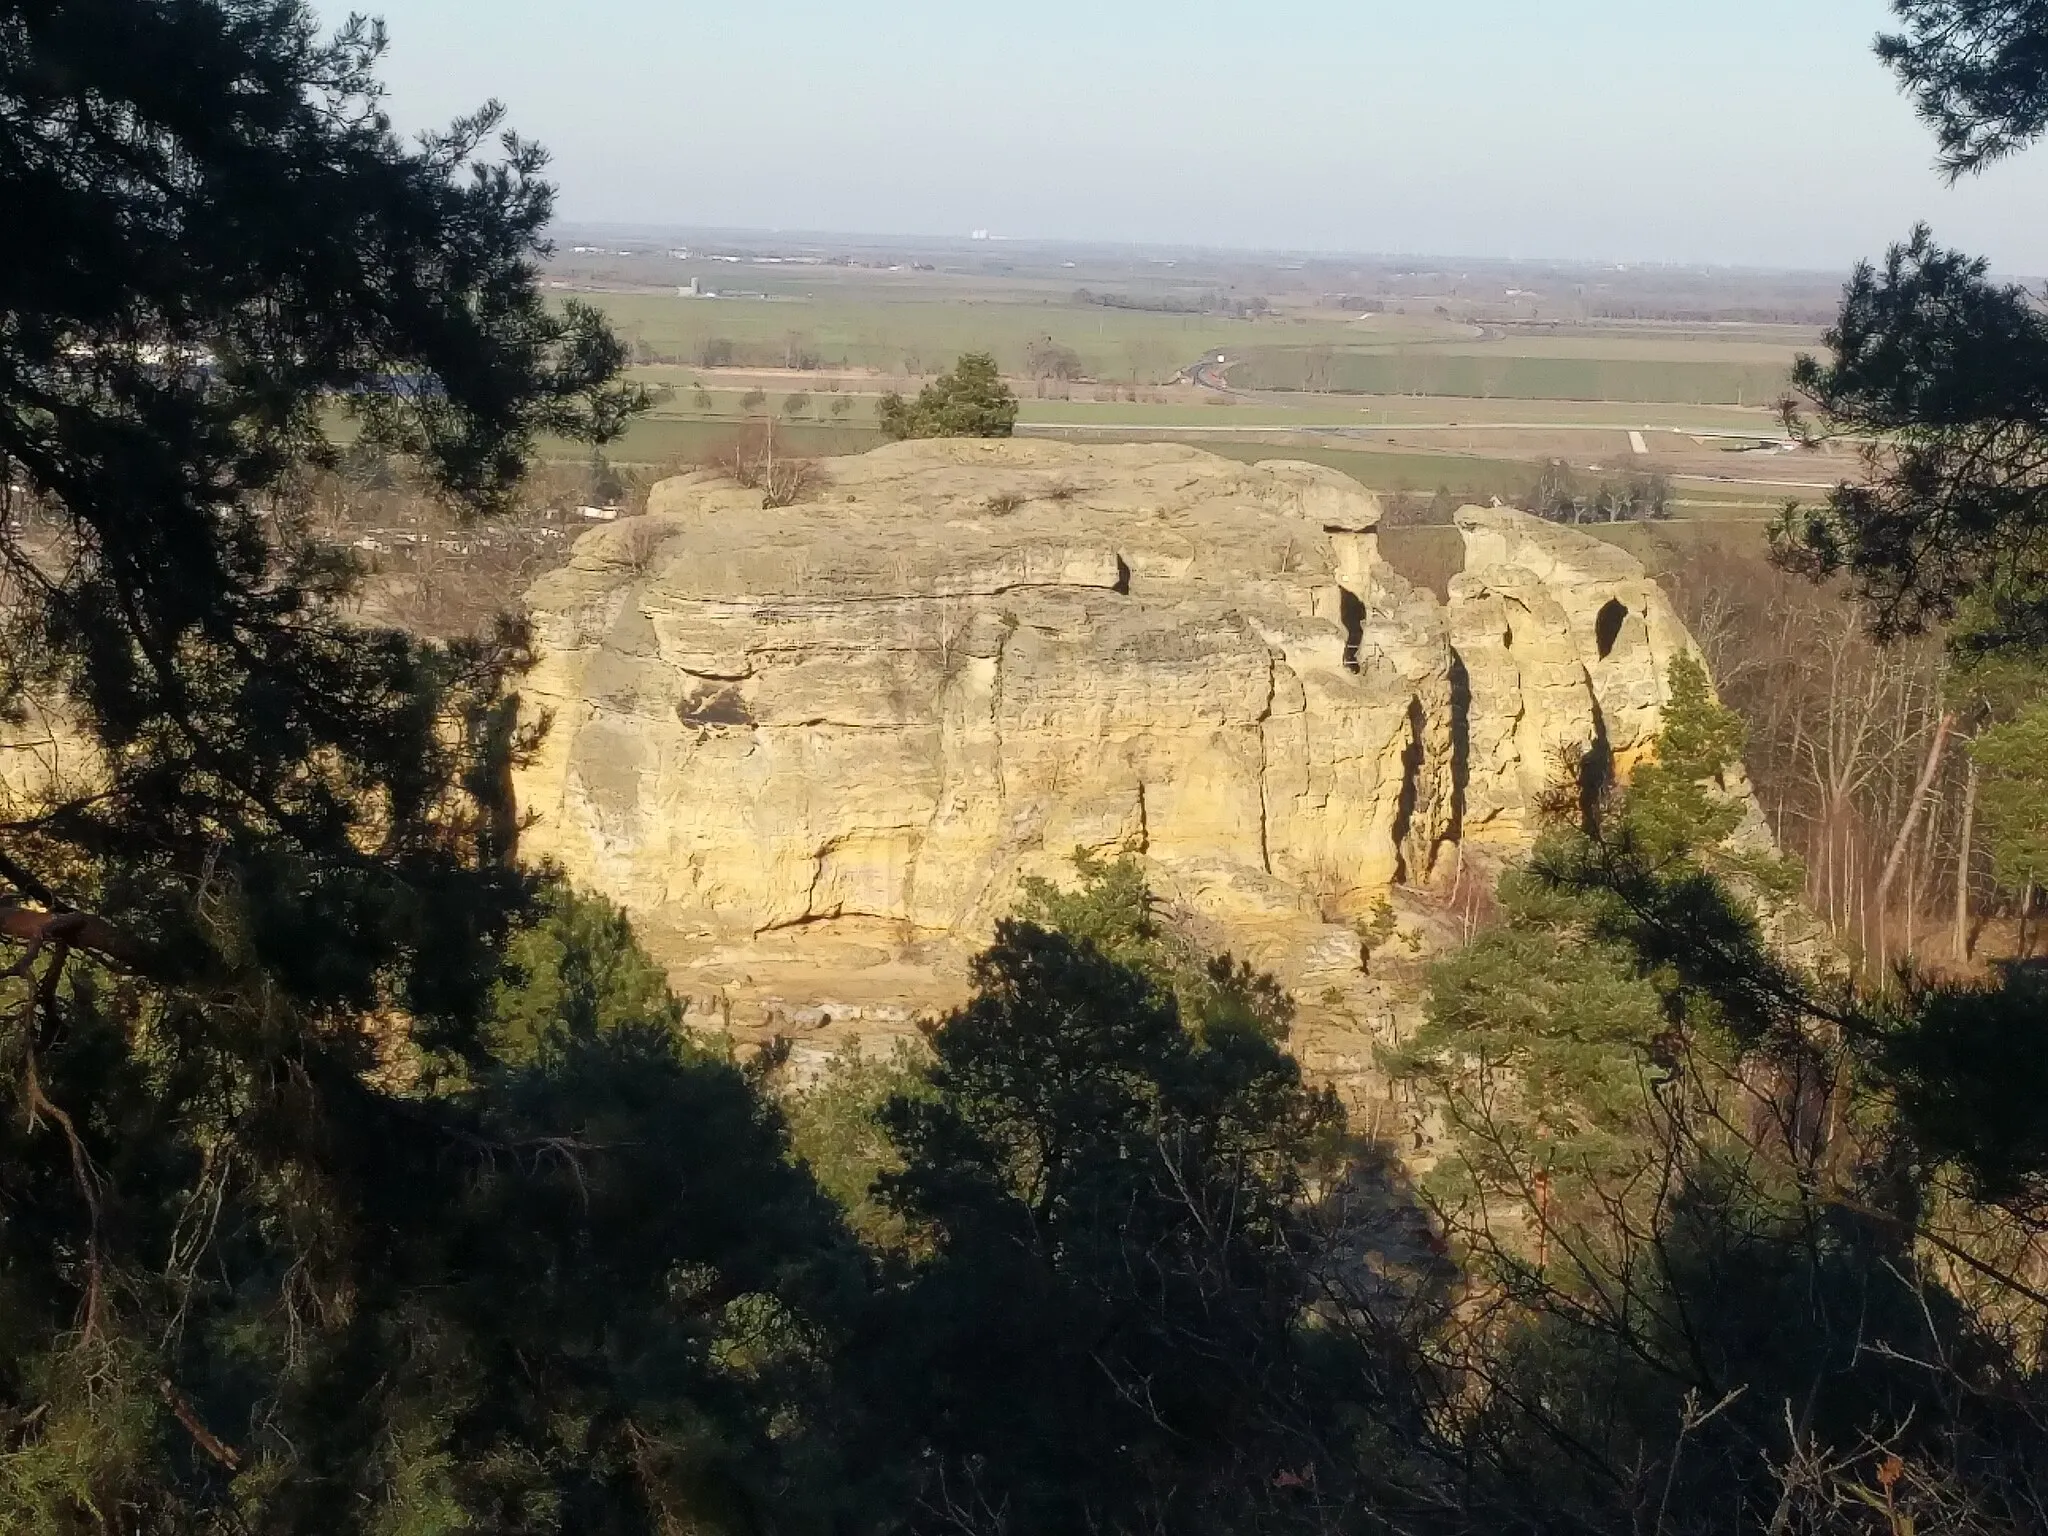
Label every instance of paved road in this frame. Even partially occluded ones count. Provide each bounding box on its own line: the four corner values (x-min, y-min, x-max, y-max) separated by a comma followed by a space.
1180, 355, 1238, 394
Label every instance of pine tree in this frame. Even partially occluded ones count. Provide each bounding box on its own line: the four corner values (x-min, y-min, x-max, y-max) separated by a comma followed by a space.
0, 6, 889, 1529
1397, 661, 2019, 1535
876, 352, 1018, 440
1396, 655, 1781, 1207
1969, 700, 2048, 897
852, 857, 1350, 1534
1776, 3, 2048, 658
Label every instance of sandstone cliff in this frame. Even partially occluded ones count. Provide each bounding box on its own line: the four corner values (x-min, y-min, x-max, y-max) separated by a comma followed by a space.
515, 441, 1714, 1093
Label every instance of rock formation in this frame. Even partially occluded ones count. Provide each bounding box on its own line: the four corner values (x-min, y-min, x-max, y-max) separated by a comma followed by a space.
515, 440, 1715, 1092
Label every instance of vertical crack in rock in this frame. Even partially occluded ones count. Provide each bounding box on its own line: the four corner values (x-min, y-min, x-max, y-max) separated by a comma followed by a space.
1578, 682, 1614, 835
1256, 648, 1276, 875
990, 619, 1012, 805
1390, 696, 1427, 884
1446, 648, 1471, 847
802, 848, 827, 927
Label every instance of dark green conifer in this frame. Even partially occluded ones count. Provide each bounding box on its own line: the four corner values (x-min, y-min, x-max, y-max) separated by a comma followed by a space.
876, 352, 1019, 440
0, 7, 863, 1529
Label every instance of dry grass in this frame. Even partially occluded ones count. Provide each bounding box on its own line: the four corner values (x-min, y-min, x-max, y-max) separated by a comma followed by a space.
698, 421, 822, 508
617, 518, 666, 575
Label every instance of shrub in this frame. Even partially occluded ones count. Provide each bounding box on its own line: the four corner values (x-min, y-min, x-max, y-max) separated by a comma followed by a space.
701, 421, 819, 508
876, 352, 1018, 440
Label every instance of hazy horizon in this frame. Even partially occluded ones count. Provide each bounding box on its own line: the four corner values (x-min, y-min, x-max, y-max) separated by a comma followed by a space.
339, 0, 2048, 274
544, 218, 1978, 280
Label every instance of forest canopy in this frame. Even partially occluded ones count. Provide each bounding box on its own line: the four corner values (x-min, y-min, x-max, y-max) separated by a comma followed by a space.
3, 1, 2048, 1533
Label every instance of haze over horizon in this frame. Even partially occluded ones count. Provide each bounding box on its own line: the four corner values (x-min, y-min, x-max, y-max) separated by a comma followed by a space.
342, 0, 2048, 275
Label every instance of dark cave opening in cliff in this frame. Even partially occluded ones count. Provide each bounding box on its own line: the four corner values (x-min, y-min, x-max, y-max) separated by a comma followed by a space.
1595, 597, 1628, 659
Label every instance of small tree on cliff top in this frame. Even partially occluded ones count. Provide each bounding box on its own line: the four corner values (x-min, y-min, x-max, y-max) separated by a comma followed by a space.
878, 351, 1019, 440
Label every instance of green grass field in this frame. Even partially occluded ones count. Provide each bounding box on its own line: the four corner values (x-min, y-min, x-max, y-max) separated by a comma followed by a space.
542, 417, 881, 467
543, 285, 1815, 539
613, 382, 1791, 438
577, 286, 1809, 408
1145, 439, 1550, 501
1228, 346, 1793, 405
1019, 393, 1778, 432
1150, 439, 1784, 510
560, 405, 1789, 520
1350, 332, 1803, 362
572, 383, 1565, 501
584, 292, 1367, 383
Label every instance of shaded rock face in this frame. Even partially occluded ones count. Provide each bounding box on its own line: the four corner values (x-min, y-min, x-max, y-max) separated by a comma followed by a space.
516, 441, 1711, 1091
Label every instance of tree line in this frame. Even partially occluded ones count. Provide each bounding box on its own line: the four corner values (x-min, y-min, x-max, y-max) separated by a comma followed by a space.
1667, 543, 2048, 974
1531, 459, 1673, 524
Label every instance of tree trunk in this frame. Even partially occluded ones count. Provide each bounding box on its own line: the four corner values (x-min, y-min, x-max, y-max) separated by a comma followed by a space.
1955, 758, 1979, 964
1907, 835, 1919, 959
1875, 711, 1954, 919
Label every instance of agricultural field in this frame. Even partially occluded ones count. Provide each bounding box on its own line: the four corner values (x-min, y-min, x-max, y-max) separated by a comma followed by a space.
573, 383, 1819, 516
1224, 346, 1793, 405
539, 415, 879, 468
584, 289, 1366, 384
544, 232, 1843, 518
1220, 320, 1808, 405
1019, 393, 1777, 432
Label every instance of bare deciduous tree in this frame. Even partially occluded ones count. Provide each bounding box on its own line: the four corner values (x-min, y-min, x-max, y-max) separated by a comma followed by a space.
1665, 545, 1984, 972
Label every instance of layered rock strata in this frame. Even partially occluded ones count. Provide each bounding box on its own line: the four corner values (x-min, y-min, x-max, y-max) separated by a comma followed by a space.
515, 441, 1713, 1091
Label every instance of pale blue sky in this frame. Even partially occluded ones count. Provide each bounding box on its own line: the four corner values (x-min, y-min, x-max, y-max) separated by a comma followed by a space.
338, 0, 2048, 271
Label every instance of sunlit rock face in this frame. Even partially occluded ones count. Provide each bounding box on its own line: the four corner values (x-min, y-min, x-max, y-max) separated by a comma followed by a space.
515, 440, 1720, 1093
1448, 504, 1707, 846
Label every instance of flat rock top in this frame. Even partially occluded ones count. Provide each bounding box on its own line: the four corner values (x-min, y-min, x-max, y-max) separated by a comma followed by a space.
539, 439, 1390, 610
1452, 502, 1649, 591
